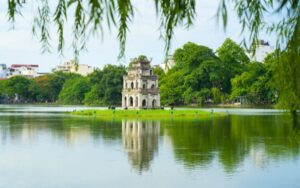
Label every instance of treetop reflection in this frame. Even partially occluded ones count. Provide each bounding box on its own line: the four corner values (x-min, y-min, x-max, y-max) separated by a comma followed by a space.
0, 114, 299, 174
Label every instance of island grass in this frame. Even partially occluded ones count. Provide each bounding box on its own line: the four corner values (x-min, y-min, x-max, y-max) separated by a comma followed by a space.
71, 109, 226, 120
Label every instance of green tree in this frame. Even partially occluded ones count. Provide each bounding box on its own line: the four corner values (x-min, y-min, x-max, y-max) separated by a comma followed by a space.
153, 66, 165, 83
273, 51, 300, 116
231, 62, 276, 104
58, 77, 91, 104
34, 72, 81, 102
160, 42, 223, 105
4, 76, 32, 102
217, 38, 249, 93
0, 79, 7, 102
197, 88, 212, 105
160, 70, 185, 105
211, 87, 221, 104
0, 76, 41, 103
84, 84, 103, 105
84, 65, 126, 106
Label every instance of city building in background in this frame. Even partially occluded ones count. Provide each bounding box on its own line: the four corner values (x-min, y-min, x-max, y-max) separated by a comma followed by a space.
160, 55, 175, 72
8, 64, 39, 78
0, 64, 8, 79
251, 40, 274, 62
52, 60, 95, 76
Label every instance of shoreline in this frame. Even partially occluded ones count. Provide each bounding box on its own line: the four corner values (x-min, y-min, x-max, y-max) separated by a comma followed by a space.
71, 109, 226, 120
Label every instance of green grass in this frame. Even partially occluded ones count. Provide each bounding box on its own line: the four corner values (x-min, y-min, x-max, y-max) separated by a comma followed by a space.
71, 109, 225, 120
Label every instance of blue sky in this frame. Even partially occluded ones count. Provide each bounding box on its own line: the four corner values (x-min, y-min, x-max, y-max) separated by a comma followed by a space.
0, 0, 276, 72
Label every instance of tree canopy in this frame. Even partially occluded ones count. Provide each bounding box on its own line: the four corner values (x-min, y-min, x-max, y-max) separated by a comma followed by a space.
0, 39, 296, 110
0, 65, 125, 105
160, 42, 225, 105
58, 77, 91, 104
159, 40, 280, 106
231, 62, 276, 104
84, 65, 126, 105
216, 38, 249, 93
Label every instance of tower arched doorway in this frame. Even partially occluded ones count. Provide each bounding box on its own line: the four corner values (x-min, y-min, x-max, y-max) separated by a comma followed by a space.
142, 99, 147, 107
129, 97, 134, 107
124, 97, 127, 107
152, 99, 156, 108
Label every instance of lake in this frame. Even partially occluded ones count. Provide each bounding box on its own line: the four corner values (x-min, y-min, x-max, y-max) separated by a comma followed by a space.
0, 105, 299, 188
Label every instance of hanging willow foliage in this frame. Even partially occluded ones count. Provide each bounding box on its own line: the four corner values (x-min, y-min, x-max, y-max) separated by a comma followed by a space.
5, 0, 300, 59
2, 0, 300, 57
6, 0, 196, 61
217, 0, 299, 52
216, 0, 300, 114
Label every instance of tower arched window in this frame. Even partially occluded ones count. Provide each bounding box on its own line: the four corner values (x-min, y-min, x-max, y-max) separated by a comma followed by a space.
142, 99, 147, 107
129, 97, 134, 106
152, 99, 157, 108
131, 82, 134, 89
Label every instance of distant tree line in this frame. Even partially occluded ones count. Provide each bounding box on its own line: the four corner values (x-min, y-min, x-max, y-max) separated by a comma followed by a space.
0, 65, 126, 106
0, 39, 284, 106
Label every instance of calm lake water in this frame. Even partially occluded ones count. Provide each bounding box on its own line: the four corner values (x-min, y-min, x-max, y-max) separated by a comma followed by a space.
0, 105, 299, 188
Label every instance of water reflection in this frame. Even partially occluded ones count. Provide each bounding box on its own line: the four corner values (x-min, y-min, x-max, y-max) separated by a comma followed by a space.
0, 116, 122, 147
0, 113, 300, 177
164, 115, 300, 173
293, 117, 300, 133
122, 120, 160, 173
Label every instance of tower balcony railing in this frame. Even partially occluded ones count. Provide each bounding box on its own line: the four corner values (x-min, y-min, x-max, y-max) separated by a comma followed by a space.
123, 88, 160, 93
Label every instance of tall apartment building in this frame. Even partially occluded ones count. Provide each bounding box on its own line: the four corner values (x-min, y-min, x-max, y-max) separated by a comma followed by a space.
0, 64, 8, 79
53, 60, 95, 76
252, 40, 274, 62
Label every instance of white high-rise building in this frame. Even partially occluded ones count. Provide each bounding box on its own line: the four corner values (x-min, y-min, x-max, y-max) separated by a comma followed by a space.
53, 60, 95, 76
0, 64, 8, 79
252, 40, 274, 62
160, 55, 175, 72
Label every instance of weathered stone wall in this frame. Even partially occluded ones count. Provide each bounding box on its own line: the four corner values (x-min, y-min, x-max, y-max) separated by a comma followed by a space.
122, 60, 160, 109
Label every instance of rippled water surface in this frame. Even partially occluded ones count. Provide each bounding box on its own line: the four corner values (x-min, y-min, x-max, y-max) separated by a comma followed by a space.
0, 105, 299, 188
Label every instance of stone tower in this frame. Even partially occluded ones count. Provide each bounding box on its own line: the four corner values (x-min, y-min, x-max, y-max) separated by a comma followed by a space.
122, 56, 160, 109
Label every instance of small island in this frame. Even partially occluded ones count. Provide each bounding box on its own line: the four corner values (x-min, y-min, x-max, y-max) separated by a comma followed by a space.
71, 56, 224, 120
71, 109, 225, 120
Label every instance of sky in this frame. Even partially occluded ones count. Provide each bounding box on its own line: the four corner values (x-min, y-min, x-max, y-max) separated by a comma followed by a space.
0, 0, 276, 72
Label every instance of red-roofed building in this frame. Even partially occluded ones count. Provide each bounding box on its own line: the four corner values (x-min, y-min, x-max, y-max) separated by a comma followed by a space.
9, 64, 39, 78
11, 64, 39, 68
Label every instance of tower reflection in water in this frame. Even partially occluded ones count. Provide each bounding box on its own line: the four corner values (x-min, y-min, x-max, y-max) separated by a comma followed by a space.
122, 120, 160, 173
